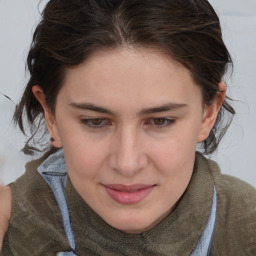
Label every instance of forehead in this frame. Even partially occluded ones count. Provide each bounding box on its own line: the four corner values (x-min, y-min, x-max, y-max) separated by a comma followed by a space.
58, 47, 202, 110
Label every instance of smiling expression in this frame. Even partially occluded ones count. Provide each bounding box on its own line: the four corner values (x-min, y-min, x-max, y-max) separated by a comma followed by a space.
35, 47, 221, 233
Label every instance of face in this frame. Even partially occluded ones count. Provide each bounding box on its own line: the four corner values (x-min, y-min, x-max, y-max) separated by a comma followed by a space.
35, 47, 221, 233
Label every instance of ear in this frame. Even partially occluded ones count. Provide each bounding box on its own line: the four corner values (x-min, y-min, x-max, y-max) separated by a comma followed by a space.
32, 85, 62, 148
197, 82, 226, 142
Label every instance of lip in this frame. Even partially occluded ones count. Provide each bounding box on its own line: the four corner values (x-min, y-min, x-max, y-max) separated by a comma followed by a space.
103, 184, 156, 205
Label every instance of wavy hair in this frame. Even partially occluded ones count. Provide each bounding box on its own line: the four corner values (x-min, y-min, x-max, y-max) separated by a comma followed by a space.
14, 0, 235, 155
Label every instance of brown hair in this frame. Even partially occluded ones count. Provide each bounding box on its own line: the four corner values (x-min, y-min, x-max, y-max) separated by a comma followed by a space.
14, 0, 235, 155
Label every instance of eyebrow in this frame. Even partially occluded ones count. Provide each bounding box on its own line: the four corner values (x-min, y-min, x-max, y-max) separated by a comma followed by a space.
69, 103, 114, 115
139, 103, 187, 116
69, 102, 187, 116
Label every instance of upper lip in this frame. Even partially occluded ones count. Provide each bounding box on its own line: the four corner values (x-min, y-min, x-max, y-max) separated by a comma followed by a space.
104, 184, 155, 192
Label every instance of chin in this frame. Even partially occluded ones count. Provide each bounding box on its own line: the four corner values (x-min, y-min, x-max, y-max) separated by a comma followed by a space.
114, 222, 150, 234
105, 212, 156, 234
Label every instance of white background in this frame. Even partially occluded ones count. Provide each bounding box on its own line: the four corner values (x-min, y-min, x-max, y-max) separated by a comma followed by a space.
0, 0, 256, 187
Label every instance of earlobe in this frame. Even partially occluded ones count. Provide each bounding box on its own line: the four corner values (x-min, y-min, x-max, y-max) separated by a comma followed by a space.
32, 85, 62, 148
197, 82, 226, 142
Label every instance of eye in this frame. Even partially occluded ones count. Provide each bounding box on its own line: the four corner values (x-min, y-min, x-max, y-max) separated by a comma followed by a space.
147, 118, 175, 128
80, 118, 111, 129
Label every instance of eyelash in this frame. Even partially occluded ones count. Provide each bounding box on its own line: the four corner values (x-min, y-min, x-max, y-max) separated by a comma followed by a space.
146, 118, 175, 128
80, 118, 110, 129
80, 117, 175, 129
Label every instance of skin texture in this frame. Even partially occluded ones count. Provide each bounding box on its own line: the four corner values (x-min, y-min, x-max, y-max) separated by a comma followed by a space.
34, 47, 224, 235
32, 47, 225, 234
0, 185, 11, 250
0, 47, 225, 249
33, 47, 225, 234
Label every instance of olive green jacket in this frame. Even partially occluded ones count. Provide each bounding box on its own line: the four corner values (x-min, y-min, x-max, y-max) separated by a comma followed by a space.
2, 153, 256, 255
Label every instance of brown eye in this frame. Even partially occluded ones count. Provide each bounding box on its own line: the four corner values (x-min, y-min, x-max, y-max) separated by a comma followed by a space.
80, 118, 110, 129
153, 118, 166, 126
91, 119, 104, 125
147, 118, 175, 128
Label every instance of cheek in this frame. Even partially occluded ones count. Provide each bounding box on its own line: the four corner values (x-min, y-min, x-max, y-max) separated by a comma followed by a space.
60, 129, 110, 183
151, 130, 197, 158
150, 143, 192, 176
149, 140, 195, 208
147, 127, 198, 177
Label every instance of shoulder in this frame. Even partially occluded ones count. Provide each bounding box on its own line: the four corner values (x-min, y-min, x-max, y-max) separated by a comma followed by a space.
213, 169, 256, 218
211, 168, 256, 255
3, 158, 69, 255
195, 153, 256, 209
9, 157, 61, 223
0, 186, 11, 252
216, 173, 256, 204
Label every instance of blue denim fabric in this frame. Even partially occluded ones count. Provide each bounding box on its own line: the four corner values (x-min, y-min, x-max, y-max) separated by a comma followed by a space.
56, 252, 77, 256
38, 149, 217, 256
191, 187, 217, 256
38, 149, 76, 255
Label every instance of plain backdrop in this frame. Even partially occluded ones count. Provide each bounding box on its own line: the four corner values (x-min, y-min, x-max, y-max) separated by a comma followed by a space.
0, 0, 256, 187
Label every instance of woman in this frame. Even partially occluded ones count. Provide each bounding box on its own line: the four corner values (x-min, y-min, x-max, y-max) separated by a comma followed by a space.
1, 0, 256, 255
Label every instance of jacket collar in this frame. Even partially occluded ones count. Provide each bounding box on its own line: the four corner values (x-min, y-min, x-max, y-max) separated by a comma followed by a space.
66, 153, 216, 255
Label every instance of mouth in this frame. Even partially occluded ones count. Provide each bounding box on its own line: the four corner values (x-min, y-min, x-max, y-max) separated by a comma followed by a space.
103, 184, 156, 205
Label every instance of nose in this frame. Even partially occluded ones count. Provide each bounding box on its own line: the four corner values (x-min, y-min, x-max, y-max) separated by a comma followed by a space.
109, 126, 148, 177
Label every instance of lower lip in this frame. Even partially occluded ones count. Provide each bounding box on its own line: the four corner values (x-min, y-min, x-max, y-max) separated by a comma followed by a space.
104, 185, 155, 205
